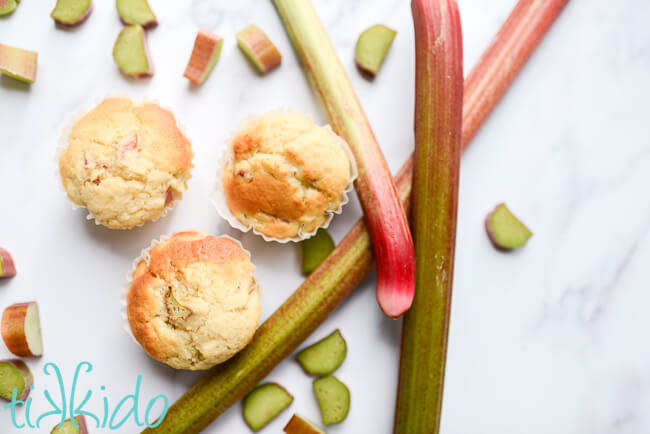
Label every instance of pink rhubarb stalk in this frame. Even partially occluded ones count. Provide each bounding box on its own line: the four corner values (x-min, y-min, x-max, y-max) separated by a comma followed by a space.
272, 0, 416, 318
463, 0, 570, 149
393, 0, 463, 433
141, 0, 568, 431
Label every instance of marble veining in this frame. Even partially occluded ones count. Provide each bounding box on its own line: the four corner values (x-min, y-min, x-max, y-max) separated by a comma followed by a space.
1, 0, 649, 433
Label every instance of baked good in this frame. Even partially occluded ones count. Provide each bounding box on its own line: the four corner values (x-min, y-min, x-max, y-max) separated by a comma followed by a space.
222, 112, 352, 240
127, 231, 260, 370
58, 98, 193, 229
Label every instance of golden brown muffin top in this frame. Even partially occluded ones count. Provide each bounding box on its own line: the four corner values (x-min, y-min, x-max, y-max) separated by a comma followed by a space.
223, 112, 352, 239
127, 231, 260, 370
59, 98, 193, 229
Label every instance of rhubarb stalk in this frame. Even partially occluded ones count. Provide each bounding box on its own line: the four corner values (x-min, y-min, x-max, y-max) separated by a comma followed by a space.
393, 0, 463, 433
463, 0, 570, 149
273, 0, 416, 318
142, 0, 567, 430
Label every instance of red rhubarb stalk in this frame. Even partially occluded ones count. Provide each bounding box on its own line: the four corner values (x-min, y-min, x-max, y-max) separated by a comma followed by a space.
393, 0, 463, 433
463, 0, 570, 149
272, 0, 416, 318
141, 0, 567, 430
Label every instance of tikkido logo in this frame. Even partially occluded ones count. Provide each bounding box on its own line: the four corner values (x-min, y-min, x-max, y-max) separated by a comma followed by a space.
3, 362, 169, 430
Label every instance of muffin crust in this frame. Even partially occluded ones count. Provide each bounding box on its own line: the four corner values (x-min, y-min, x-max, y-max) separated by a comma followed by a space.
223, 112, 351, 239
127, 232, 260, 370
59, 98, 193, 229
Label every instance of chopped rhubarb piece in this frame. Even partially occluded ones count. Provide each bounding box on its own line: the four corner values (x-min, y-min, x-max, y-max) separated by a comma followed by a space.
485, 203, 532, 250
355, 24, 396, 77
0, 248, 16, 278
0, 360, 32, 401
236, 25, 282, 74
184, 30, 223, 85
0, 44, 37, 84
116, 0, 157, 28
301, 229, 335, 275
118, 136, 138, 159
0, 0, 17, 16
1, 302, 43, 357
164, 188, 174, 207
283, 414, 326, 434
313, 376, 350, 426
242, 383, 293, 431
113, 24, 153, 78
50, 0, 93, 27
50, 415, 89, 434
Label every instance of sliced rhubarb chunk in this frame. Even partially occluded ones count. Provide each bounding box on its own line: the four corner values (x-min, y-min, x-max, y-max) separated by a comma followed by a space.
0, 360, 33, 401
50, 415, 89, 434
50, 0, 93, 27
284, 414, 327, 434
243, 383, 293, 432
1, 302, 43, 357
113, 24, 153, 78
184, 30, 223, 85
0, 44, 37, 84
355, 24, 396, 77
236, 25, 282, 74
485, 203, 532, 250
296, 329, 346, 376
301, 229, 335, 275
0, 0, 17, 16
116, 0, 157, 28
313, 376, 350, 426
0, 248, 16, 278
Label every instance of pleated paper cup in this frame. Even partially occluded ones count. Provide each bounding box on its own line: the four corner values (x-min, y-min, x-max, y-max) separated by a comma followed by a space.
211, 110, 358, 243
55, 95, 193, 229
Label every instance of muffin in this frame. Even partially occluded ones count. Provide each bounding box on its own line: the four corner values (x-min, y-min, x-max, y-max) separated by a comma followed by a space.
126, 231, 260, 370
221, 112, 354, 240
58, 98, 193, 229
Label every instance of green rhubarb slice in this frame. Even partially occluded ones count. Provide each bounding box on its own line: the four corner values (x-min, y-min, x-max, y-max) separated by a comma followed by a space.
355, 24, 396, 76
296, 329, 346, 376
0, 44, 38, 84
301, 228, 335, 274
236, 24, 282, 74
50, 0, 92, 25
242, 383, 293, 432
485, 203, 532, 249
0, 0, 17, 16
113, 24, 151, 77
116, 0, 157, 27
50, 416, 87, 434
284, 413, 327, 434
0, 360, 31, 401
313, 376, 350, 426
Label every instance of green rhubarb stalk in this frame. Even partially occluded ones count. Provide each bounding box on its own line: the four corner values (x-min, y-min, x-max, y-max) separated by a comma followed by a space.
273, 0, 416, 319
393, 1, 463, 433
142, 0, 567, 430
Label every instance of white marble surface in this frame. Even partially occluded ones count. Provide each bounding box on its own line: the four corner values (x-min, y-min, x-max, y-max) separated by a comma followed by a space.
1, 0, 649, 432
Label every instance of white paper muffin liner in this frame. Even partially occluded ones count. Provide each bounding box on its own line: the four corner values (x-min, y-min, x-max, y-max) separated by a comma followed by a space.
119, 232, 260, 345
54, 94, 193, 229
211, 110, 358, 243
